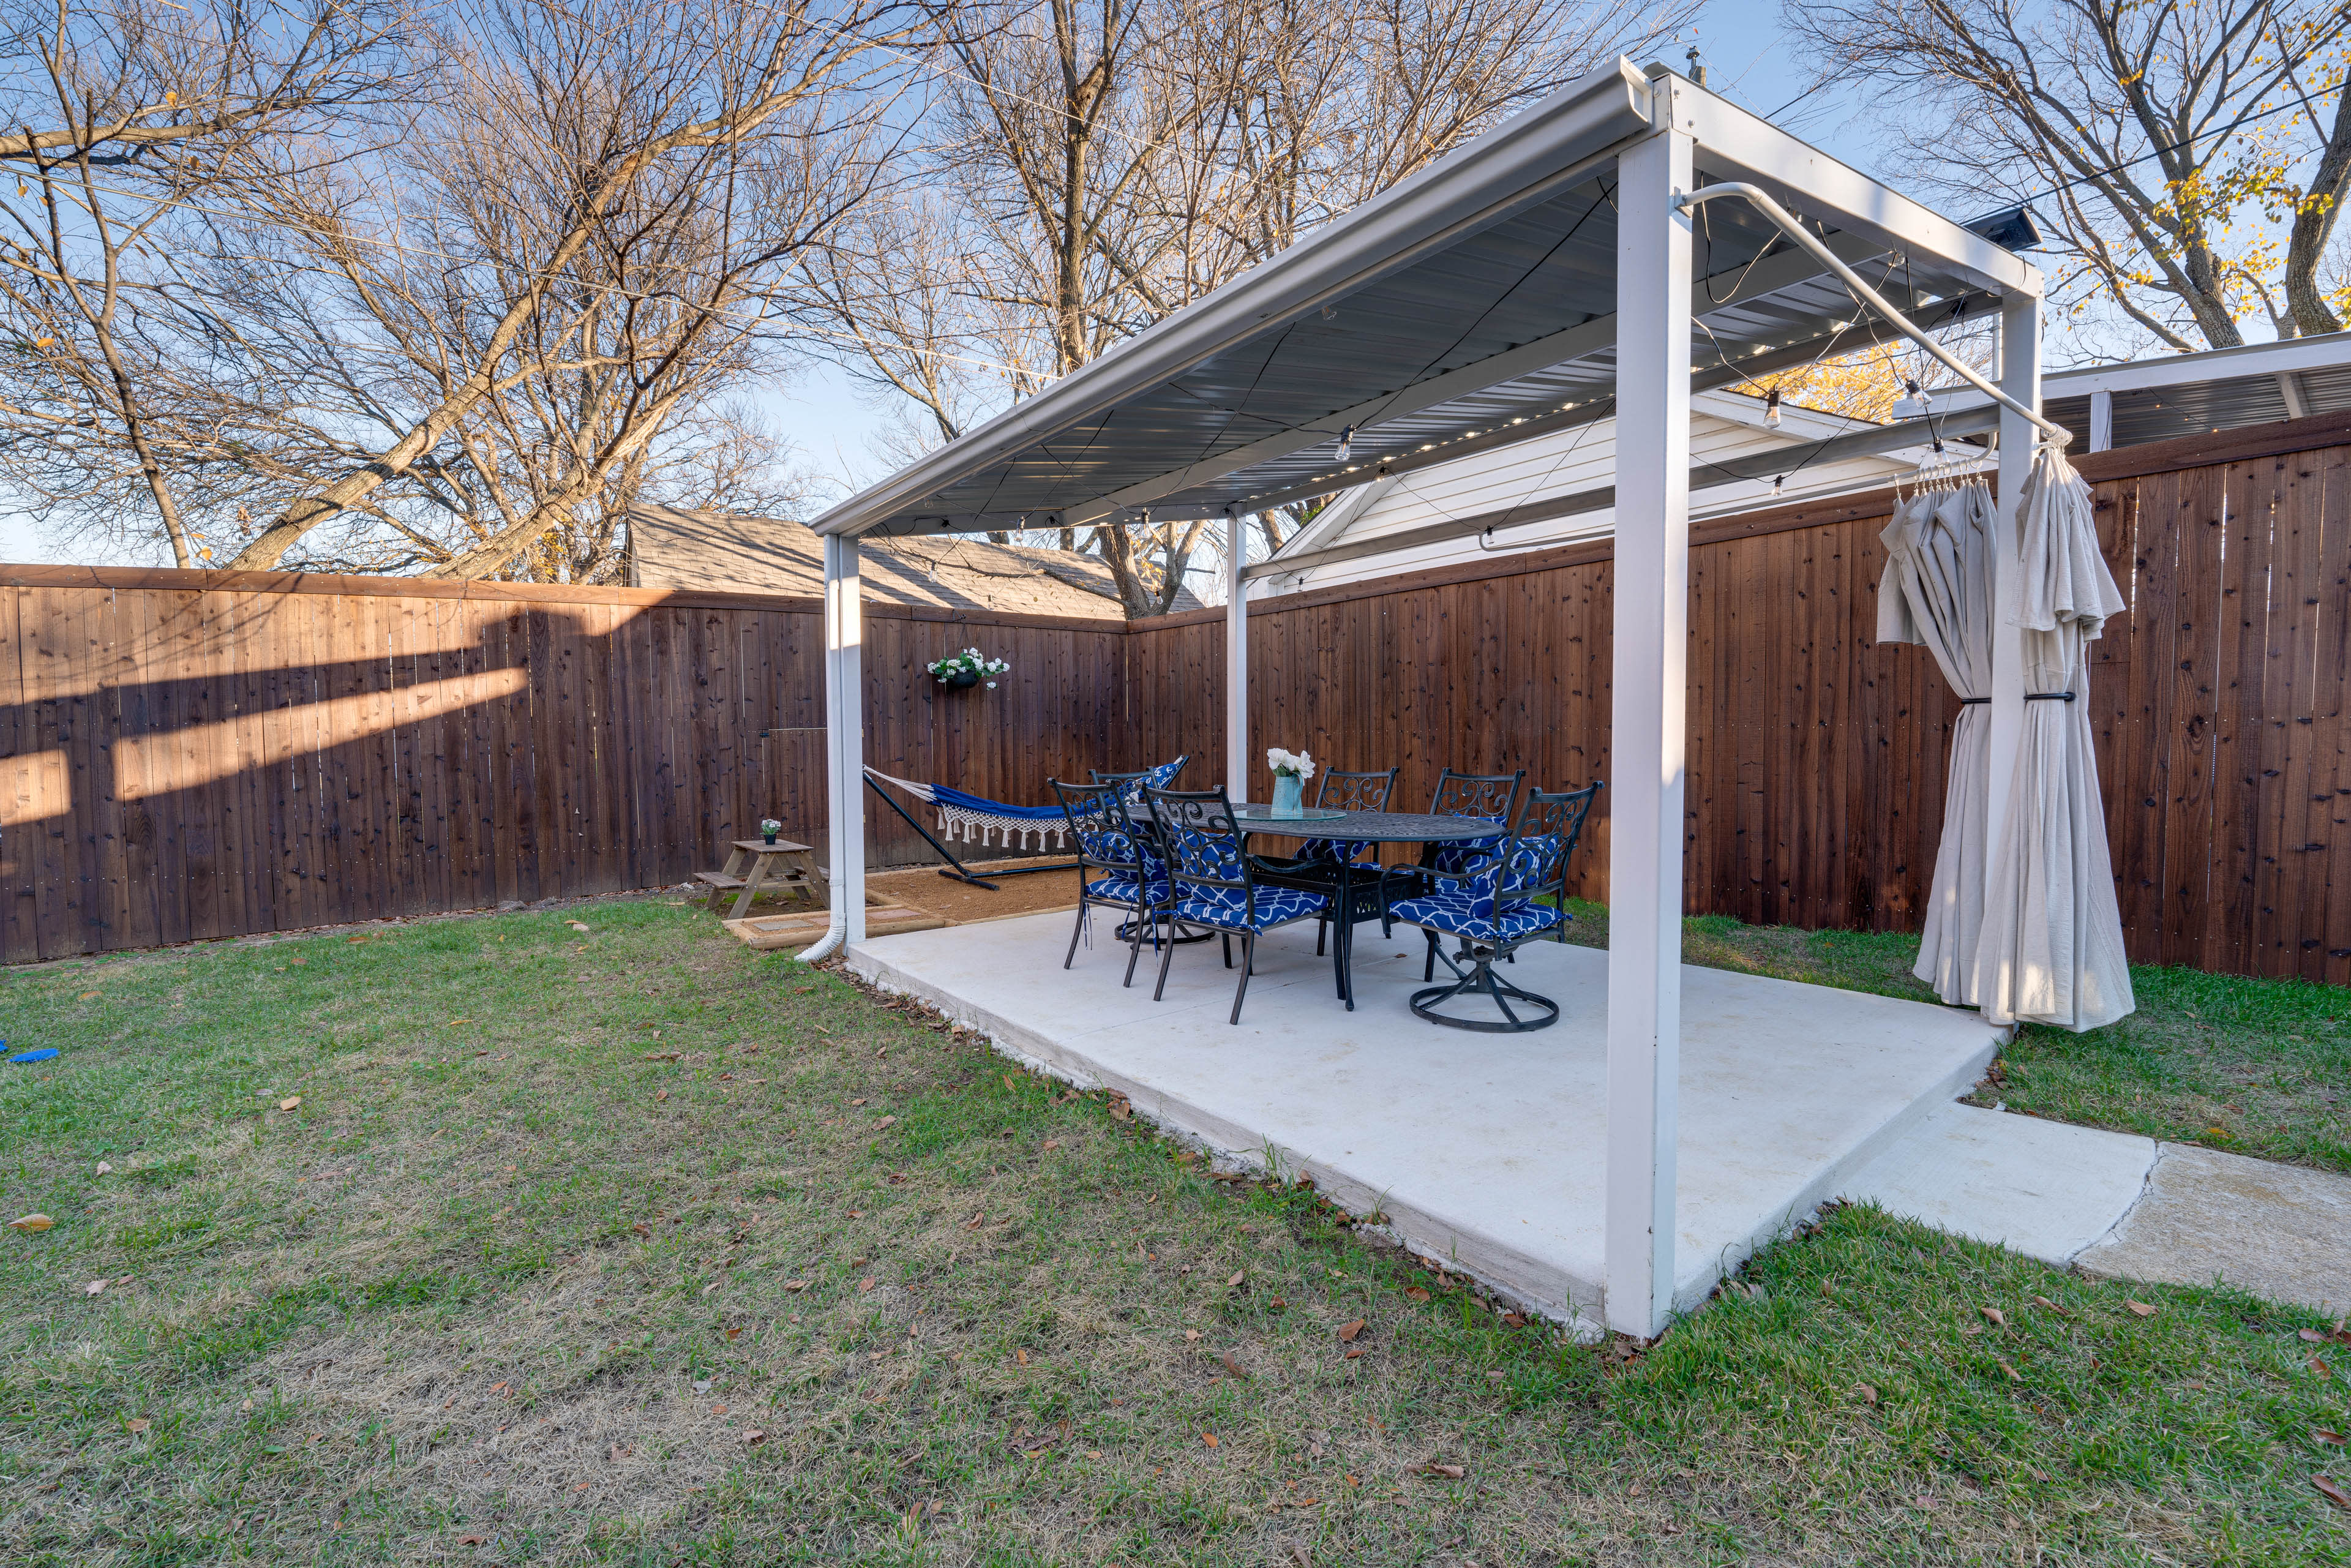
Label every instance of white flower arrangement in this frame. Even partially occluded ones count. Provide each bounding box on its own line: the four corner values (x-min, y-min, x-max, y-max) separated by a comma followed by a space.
928, 647, 1011, 688
1265, 747, 1316, 780
759, 817, 782, 836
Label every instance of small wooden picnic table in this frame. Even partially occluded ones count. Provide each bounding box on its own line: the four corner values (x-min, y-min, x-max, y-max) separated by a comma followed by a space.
697, 838, 822, 920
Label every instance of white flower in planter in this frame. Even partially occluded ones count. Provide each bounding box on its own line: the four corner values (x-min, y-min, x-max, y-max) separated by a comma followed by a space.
1265, 747, 1316, 779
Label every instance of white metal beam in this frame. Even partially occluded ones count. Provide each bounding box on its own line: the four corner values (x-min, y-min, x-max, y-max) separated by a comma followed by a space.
1937, 329, 2351, 406
1674, 80, 2041, 299
2278, 370, 2312, 419
1226, 511, 1250, 801
2088, 389, 2113, 452
801, 533, 866, 961
1603, 115, 1691, 1341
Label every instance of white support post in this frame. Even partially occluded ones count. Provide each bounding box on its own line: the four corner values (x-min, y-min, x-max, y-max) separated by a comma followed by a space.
1984, 294, 2041, 903
819, 531, 867, 950
2087, 388, 2113, 453
1225, 509, 1249, 801
1603, 117, 1692, 1341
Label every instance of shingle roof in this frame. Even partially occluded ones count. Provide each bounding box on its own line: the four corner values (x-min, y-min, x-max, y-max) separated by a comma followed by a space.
626, 505, 1202, 618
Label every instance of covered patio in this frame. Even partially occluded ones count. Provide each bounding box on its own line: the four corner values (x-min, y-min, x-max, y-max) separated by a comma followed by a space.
798, 60, 2106, 1338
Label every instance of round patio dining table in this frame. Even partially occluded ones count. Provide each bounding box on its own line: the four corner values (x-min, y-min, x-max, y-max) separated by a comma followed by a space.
1123, 801, 1507, 1013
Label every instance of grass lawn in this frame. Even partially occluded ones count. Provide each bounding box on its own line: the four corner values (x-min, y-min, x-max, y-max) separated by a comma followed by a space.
1557, 902, 2351, 1176
4, 899, 2349, 1565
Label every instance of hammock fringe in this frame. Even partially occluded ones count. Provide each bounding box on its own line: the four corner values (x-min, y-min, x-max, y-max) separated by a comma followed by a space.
864, 767, 1070, 853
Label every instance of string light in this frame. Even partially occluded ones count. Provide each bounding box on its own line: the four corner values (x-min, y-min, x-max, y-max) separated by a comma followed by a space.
1764, 387, 1782, 428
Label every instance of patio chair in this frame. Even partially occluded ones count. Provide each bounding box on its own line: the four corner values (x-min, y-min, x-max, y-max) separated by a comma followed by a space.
1379, 782, 1602, 1032
1089, 755, 1190, 807
1049, 779, 1172, 988
1378, 767, 1525, 907
1250, 766, 1400, 957
1144, 786, 1332, 1025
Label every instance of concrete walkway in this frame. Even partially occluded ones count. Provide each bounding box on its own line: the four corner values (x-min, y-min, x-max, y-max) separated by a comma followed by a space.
1845, 1103, 2351, 1316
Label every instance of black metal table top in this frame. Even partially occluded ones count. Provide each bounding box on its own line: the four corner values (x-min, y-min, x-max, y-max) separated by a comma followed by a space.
1128, 803, 1505, 843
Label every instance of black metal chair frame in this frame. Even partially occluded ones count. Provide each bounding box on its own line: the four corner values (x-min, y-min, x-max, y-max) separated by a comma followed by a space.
1049, 779, 1170, 988
1091, 763, 1214, 948
1373, 768, 1526, 909
1144, 785, 1333, 1025
1380, 781, 1602, 1032
1249, 767, 1401, 958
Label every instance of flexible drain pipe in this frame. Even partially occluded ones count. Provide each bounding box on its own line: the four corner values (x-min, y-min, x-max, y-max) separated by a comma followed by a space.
1676, 183, 2069, 445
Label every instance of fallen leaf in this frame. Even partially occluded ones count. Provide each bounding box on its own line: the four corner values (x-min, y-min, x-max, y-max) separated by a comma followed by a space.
125, 1417, 150, 1433
489, 1381, 509, 1394
1998, 1359, 2022, 1383
655, 1089, 669, 1102
2315, 1428, 2347, 1447
568, 921, 590, 932
94, 1161, 111, 1175
2032, 1295, 2071, 1318
457, 1534, 486, 1546
1338, 1318, 1367, 1343
1201, 1432, 1218, 1448
642, 1051, 681, 1062
783, 1280, 808, 1292
1501, 1311, 1526, 1327
726, 1327, 743, 1340
1219, 1351, 1250, 1379
743, 1429, 767, 1445
1422, 1461, 1465, 1479
710, 1403, 727, 1416
875, 1116, 897, 1129
1226, 1270, 1245, 1288
1344, 1347, 1366, 1360
1403, 1286, 1431, 1303
83, 1279, 105, 1296
1040, 1139, 1060, 1152
9, 1213, 54, 1232
700, 1282, 720, 1297
1981, 1307, 2008, 1329
279, 1096, 302, 1111
2316, 1476, 2351, 1511
2311, 1354, 2333, 1380
289, 956, 305, 966
965, 1212, 985, 1230
80, 991, 97, 999
630, 1221, 651, 1238
1016, 1348, 1029, 1365
347, 935, 367, 944
2302, 1329, 2330, 1343
1855, 1382, 1880, 1406
858, 1277, 875, 1292
1183, 1328, 1201, 1342
1108, 1094, 1132, 1122
2126, 1300, 2158, 1317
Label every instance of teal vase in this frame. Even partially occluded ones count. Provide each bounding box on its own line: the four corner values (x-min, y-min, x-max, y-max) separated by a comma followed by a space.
1272, 772, 1304, 817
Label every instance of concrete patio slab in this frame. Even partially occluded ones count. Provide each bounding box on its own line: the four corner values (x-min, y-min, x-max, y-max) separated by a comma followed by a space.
1840, 1100, 2158, 1264
2075, 1143, 2351, 1315
849, 910, 2002, 1332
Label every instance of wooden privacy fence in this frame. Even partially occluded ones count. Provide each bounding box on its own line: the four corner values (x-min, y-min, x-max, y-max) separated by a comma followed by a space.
0, 570, 1125, 964
5, 410, 2349, 980
1131, 411, 2351, 987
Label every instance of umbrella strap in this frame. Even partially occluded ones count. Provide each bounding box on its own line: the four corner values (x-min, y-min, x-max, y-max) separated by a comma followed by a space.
1958, 696, 1990, 705
2025, 692, 2076, 702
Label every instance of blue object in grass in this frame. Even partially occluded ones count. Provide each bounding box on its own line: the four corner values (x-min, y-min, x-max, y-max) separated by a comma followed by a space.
9, 1048, 59, 1063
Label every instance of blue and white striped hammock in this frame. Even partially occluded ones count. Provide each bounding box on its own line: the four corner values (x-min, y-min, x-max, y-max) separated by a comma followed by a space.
864, 767, 1071, 853
863, 757, 1188, 853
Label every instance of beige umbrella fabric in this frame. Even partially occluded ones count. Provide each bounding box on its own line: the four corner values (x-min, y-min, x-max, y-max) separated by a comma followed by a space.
1971, 444, 2135, 1031
1875, 481, 1997, 1003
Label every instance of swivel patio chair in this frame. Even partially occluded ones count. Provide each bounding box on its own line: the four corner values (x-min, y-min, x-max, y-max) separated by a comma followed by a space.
1380, 782, 1602, 1032
1144, 786, 1332, 1025
1050, 779, 1172, 988
1379, 767, 1524, 907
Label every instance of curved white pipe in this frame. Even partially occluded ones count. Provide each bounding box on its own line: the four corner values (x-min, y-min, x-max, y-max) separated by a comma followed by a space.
1677, 182, 2068, 444
795, 920, 845, 964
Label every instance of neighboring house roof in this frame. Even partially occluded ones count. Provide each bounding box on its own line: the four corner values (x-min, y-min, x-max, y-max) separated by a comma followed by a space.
1935, 329, 2351, 450
1254, 389, 1935, 596
627, 504, 1201, 617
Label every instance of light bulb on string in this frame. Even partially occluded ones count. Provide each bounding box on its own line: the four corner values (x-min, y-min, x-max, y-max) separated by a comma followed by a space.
1771, 474, 1784, 497
1763, 387, 1782, 429
1334, 424, 1354, 463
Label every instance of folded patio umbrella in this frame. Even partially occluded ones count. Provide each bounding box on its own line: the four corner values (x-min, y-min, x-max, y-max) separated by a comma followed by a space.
1876, 480, 1996, 1005
1970, 445, 2135, 1031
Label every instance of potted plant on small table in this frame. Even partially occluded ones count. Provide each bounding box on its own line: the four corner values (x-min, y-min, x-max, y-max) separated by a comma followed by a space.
760, 817, 783, 846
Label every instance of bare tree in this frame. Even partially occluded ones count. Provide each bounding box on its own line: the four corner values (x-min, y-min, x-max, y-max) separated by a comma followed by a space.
205, 0, 913, 575
1783, 0, 2351, 350
0, 0, 418, 566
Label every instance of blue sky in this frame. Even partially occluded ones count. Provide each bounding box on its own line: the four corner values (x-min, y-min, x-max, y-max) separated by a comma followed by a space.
0, 12, 1889, 566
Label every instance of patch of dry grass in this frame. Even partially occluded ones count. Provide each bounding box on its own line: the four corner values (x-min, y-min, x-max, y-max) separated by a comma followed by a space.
2, 899, 2346, 1565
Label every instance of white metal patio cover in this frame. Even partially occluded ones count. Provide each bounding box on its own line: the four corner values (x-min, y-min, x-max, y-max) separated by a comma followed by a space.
799, 58, 2054, 1339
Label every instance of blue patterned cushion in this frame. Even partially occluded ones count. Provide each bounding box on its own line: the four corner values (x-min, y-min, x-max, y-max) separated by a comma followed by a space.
1086, 872, 1169, 906
1299, 838, 1379, 866
1389, 890, 1564, 944
1428, 822, 1506, 874
1172, 885, 1329, 932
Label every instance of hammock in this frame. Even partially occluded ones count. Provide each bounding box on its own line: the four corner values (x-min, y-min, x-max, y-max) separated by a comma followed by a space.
863, 767, 1071, 852
863, 757, 1188, 853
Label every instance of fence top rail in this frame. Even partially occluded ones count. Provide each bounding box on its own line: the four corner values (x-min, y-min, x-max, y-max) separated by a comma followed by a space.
0, 563, 1133, 636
